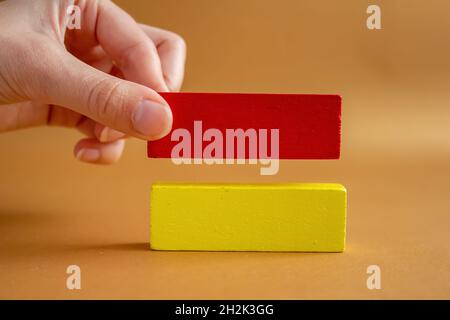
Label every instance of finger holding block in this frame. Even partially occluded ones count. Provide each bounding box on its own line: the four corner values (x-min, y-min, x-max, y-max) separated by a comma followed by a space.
150, 183, 347, 252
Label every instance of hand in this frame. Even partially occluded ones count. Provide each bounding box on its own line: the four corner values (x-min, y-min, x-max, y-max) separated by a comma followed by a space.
0, 0, 186, 164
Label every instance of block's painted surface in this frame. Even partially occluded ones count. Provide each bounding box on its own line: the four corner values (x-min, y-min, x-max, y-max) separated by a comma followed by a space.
150, 183, 347, 252
147, 93, 341, 159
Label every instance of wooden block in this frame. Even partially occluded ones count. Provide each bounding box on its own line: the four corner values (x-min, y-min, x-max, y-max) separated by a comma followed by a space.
150, 183, 347, 252
148, 93, 341, 159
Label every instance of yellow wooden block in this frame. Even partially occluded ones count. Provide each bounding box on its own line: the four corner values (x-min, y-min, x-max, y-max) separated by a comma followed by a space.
150, 183, 347, 252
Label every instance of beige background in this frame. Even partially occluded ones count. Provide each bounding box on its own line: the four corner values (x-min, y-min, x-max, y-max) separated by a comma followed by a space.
0, 0, 449, 299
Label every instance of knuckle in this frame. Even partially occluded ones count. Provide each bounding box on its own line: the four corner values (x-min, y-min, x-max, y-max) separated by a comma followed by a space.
86, 78, 128, 124
168, 33, 187, 52
118, 41, 154, 70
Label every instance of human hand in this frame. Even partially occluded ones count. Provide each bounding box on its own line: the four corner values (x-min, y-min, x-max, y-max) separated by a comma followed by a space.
0, 0, 186, 164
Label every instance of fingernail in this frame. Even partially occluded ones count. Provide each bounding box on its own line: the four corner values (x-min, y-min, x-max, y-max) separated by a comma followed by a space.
99, 127, 125, 143
132, 99, 173, 139
76, 148, 100, 162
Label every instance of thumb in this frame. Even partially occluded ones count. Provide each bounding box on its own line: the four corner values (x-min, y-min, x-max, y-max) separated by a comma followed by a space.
32, 47, 173, 141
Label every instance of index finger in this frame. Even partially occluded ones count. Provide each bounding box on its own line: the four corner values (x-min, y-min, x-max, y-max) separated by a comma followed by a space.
94, 0, 168, 91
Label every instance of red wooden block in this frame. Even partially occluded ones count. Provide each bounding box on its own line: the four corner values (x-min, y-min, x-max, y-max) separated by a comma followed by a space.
147, 93, 341, 159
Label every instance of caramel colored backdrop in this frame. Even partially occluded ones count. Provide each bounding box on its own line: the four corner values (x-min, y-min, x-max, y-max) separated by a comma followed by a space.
1, 0, 449, 299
